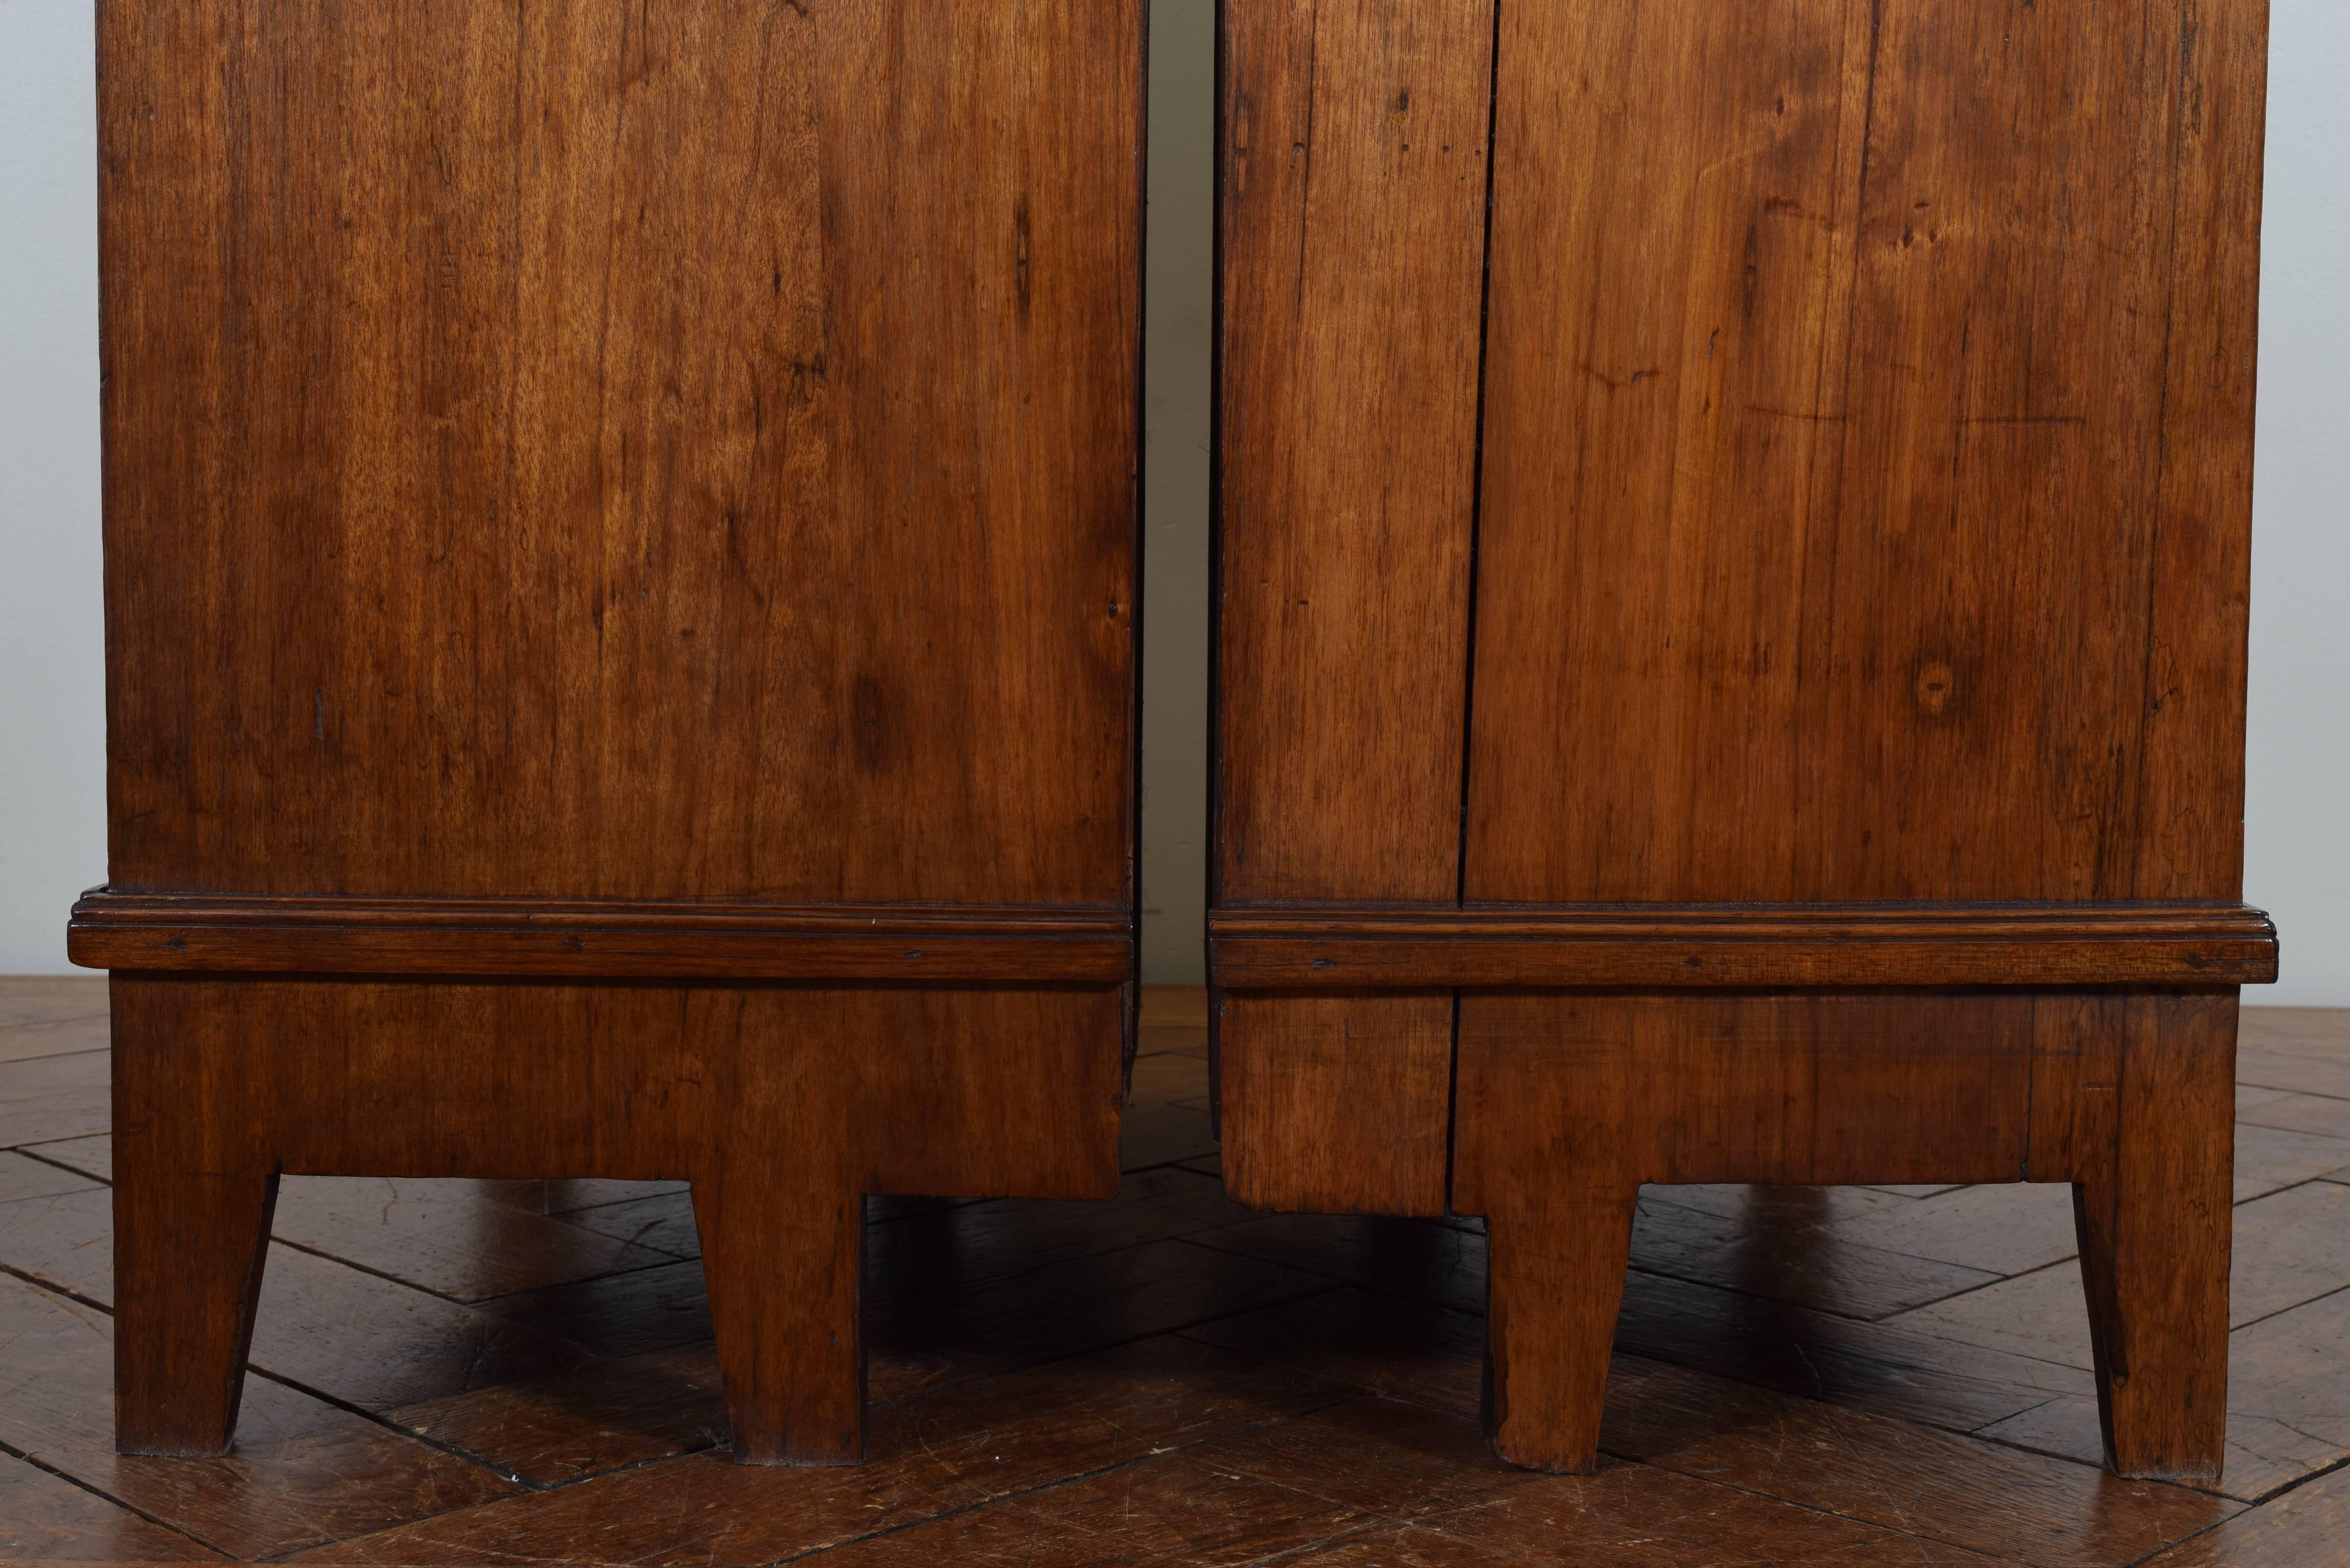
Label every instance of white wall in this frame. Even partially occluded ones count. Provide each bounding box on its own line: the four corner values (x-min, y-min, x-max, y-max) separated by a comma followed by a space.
0, 1, 107, 979
2, 1, 2342, 999
2244, 1, 2350, 1005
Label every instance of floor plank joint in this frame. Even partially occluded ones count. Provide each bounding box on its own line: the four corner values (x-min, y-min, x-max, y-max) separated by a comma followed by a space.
1, 991, 2343, 1563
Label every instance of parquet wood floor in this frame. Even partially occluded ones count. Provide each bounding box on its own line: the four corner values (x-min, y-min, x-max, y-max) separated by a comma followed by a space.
1, 984, 2343, 1565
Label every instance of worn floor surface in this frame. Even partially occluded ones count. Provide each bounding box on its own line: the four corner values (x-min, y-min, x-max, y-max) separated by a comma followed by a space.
1, 983, 2345, 1565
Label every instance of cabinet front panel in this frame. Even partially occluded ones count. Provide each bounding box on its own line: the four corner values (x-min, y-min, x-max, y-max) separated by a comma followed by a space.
1464, 0, 2264, 904
1216, 0, 1494, 904
100, 1, 1141, 904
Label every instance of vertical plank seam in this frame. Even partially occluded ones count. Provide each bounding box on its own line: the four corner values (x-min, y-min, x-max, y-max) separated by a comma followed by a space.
1454, 0, 1505, 911
1789, 0, 1890, 899
1446, 0, 1508, 1212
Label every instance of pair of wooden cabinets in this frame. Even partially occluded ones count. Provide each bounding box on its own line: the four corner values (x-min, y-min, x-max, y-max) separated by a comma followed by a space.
75, 1, 2275, 1481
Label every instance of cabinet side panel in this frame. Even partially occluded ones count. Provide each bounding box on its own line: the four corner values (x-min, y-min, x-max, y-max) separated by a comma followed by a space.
1466, 0, 2263, 903
2134, 1, 2267, 899
98, 0, 1141, 904
1216, 1, 1492, 903
1465, 0, 1873, 904
111, 976, 1124, 1196
1216, 990, 1453, 1216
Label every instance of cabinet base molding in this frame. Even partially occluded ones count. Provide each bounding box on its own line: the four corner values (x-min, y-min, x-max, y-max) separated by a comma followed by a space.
71, 890, 1134, 983
1213, 985, 2239, 1482
105, 975, 1126, 1462
1209, 902, 2277, 989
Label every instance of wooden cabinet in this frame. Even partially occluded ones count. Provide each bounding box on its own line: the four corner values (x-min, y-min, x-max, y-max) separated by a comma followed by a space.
1213, 0, 2276, 1479
73, 1, 1143, 1465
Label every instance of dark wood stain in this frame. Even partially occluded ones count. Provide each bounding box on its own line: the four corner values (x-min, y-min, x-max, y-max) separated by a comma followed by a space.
86, 0, 1144, 1465
1, 984, 2343, 1559
99, 0, 1142, 906
1217, 1, 1494, 904
1213, 0, 2275, 1483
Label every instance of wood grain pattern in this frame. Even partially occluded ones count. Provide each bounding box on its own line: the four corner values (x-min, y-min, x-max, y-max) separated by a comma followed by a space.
1894, 1182, 2350, 1375
107, 976, 1123, 1460
1454, 991, 2036, 1471
793, 1451, 1369, 1568
1212, 903, 2278, 988
91, 0, 1143, 1467
111, 1159, 280, 1457
6, 984, 2347, 1555
2185, 1276, 2350, 1500
71, 891, 1133, 981
2126, 3, 2272, 903
0, 1272, 518, 1560
1188, 1286, 1494, 1420
1192, 1191, 2009, 1325
391, 1233, 1320, 1486
1449, 990, 2240, 1475
98, 0, 1141, 907
1453, 994, 2042, 1197
1212, 0, 2273, 1486
0, 1447, 222, 1562
261, 1176, 679, 1302
109, 977, 1125, 1196
690, 1159, 865, 1465
1622, 1191, 2001, 1322
521, 1164, 1248, 1319
1464, 0, 2267, 905
1215, 991, 1453, 1216
1288, 1528, 1539, 1567
1599, 1354, 2239, 1568
1420, 1461, 1992, 1566
1609, 1265, 2100, 1437
2142, 1461, 2350, 1564
1191, 1264, 2102, 1446
1480, 1190, 1637, 1473
1824, 1181, 2082, 1277
0, 1183, 604, 1415
1189, 1392, 1533, 1523
1465, 0, 1871, 906
2071, 998, 2237, 1481
1216, 0, 1494, 903
282, 1339, 1346, 1565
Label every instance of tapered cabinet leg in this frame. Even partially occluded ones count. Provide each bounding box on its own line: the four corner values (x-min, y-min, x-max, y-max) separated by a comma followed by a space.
2071, 994, 2238, 1481
693, 1173, 866, 1465
111, 981, 281, 1458
113, 1162, 280, 1456
1481, 1189, 1638, 1473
